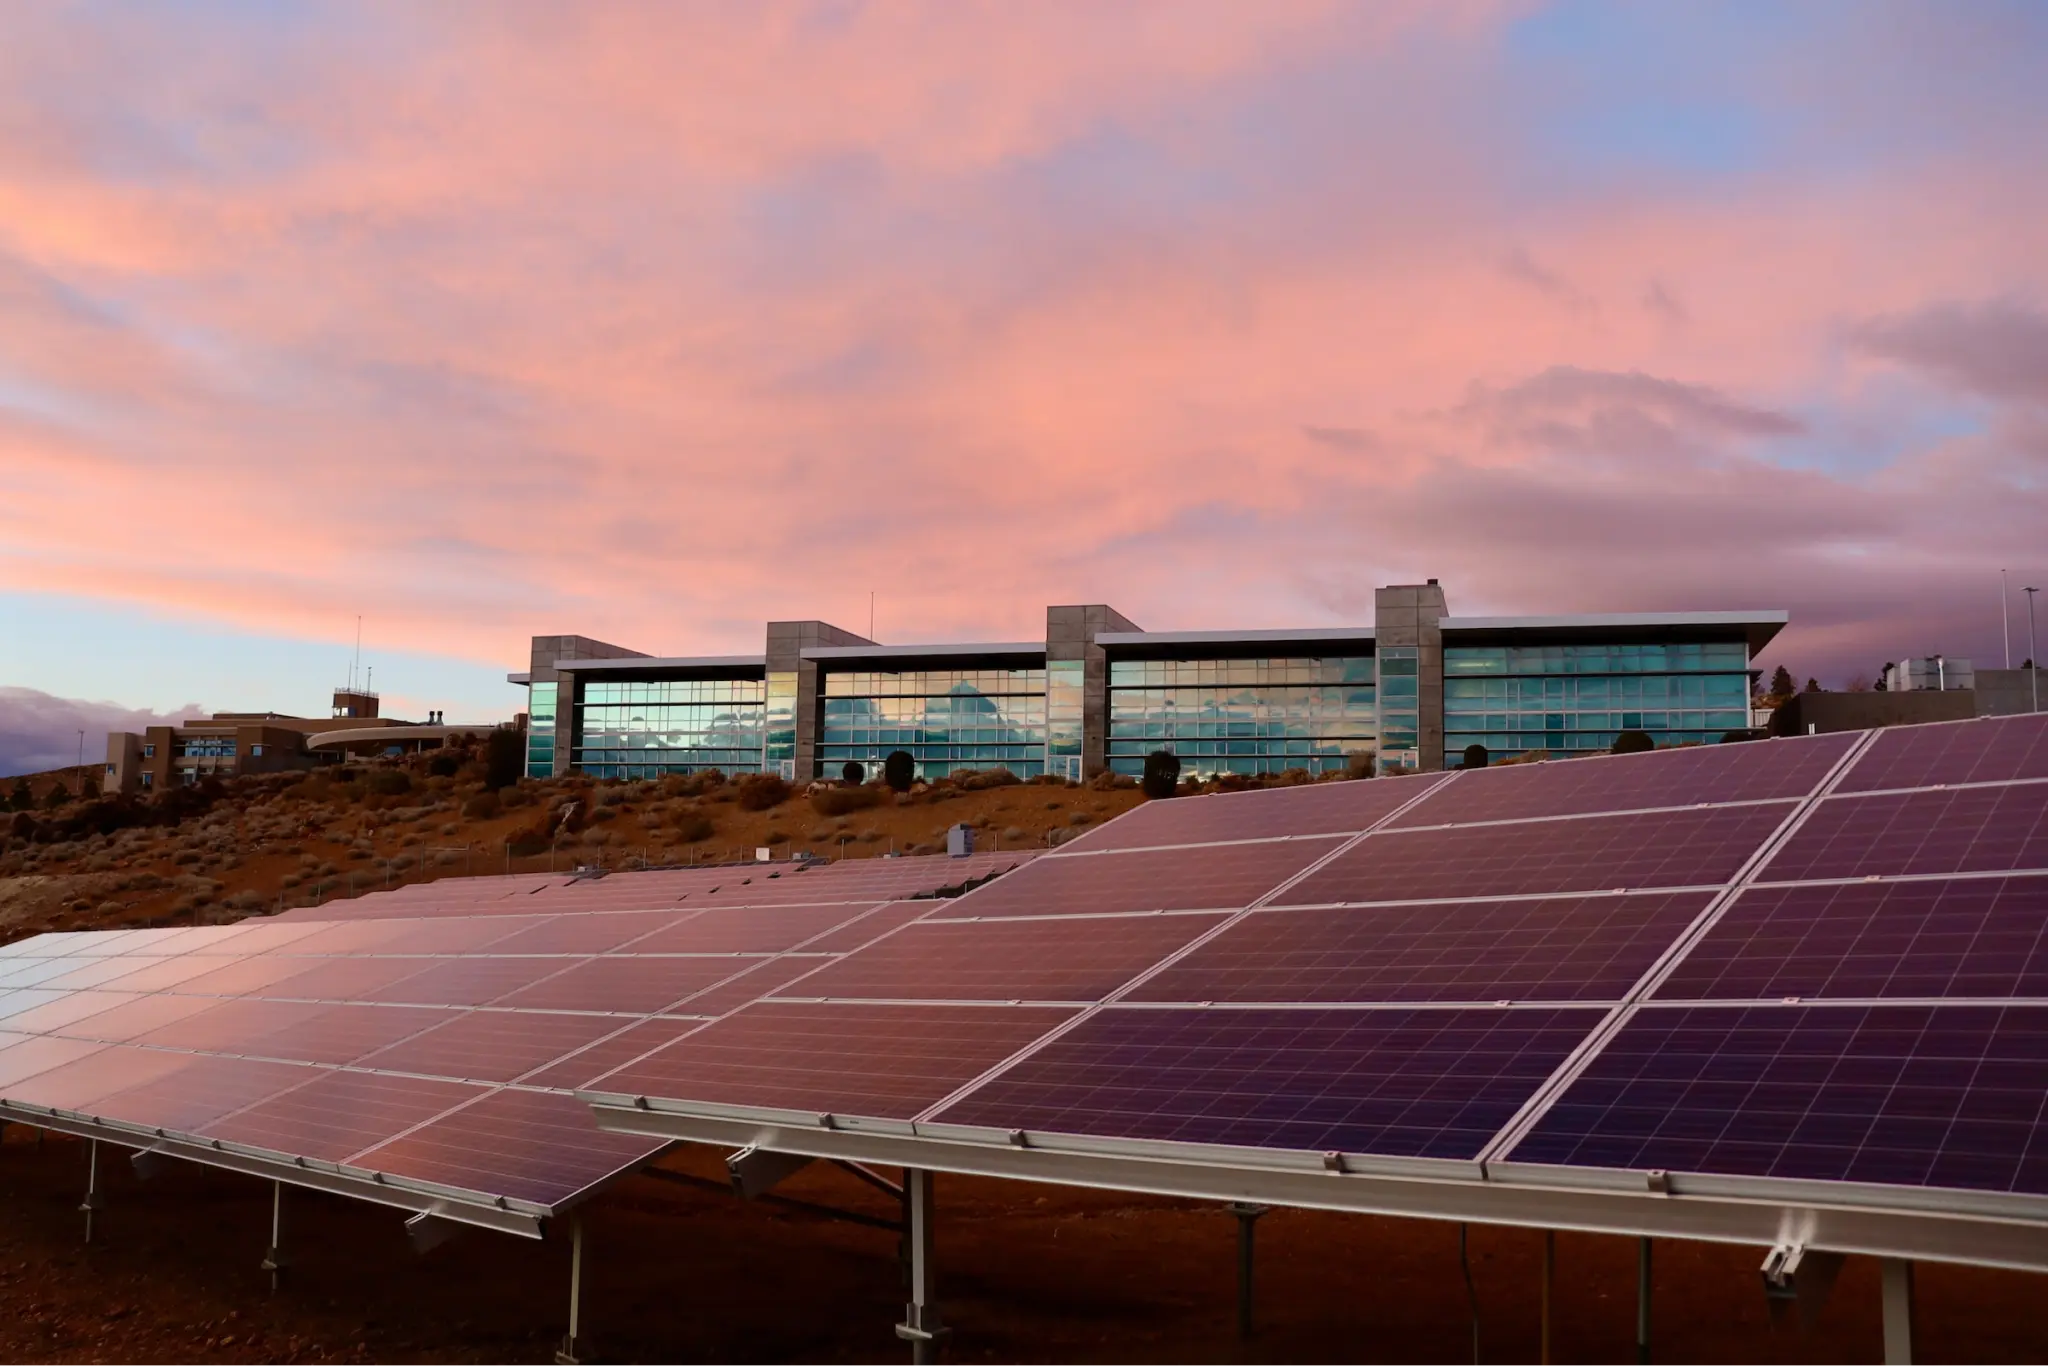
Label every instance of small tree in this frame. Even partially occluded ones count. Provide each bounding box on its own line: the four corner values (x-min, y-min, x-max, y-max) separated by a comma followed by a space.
483, 728, 524, 791
1141, 749, 1181, 799
1460, 744, 1489, 770
1804, 677, 1821, 692
41, 779, 70, 810
1612, 730, 1655, 755
883, 749, 916, 792
1767, 665, 1795, 700
6, 778, 31, 811
427, 751, 461, 777
841, 760, 865, 785
1719, 729, 1756, 744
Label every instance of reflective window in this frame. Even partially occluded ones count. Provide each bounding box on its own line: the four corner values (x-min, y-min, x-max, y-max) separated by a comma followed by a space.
1106, 655, 1377, 779
819, 668, 1047, 780
572, 676, 767, 780
525, 681, 557, 779
1442, 642, 1751, 765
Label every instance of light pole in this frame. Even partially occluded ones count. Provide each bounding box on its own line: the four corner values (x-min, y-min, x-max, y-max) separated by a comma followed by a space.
2026, 587, 2040, 713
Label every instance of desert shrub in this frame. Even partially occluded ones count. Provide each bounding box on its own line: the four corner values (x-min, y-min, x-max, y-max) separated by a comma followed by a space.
427, 752, 461, 778
1611, 731, 1655, 756
368, 769, 413, 797
811, 786, 883, 818
41, 780, 70, 810
1001, 826, 1026, 842
1067, 811, 1092, 826
883, 750, 915, 793
462, 792, 502, 819
589, 806, 618, 823
672, 815, 715, 844
596, 787, 628, 806
841, 761, 865, 784
1141, 750, 1181, 800
482, 728, 524, 791
1460, 744, 1490, 770
506, 822, 554, 857
1090, 769, 1136, 791
735, 773, 791, 812
498, 785, 534, 808
955, 767, 1021, 791
762, 828, 790, 846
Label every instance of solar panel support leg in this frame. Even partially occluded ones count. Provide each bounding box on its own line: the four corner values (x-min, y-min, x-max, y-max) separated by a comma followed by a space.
894, 1169, 948, 1363
80, 1138, 105, 1244
1228, 1202, 1268, 1339
1635, 1237, 1651, 1365
555, 1215, 586, 1366
262, 1180, 288, 1292
1880, 1258, 1914, 1366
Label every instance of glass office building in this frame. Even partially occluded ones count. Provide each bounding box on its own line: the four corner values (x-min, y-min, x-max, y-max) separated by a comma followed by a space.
512, 590, 1784, 781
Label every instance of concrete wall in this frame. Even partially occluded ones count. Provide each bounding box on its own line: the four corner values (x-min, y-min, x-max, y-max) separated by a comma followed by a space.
529, 633, 647, 774
767, 620, 874, 778
1974, 668, 2044, 718
1046, 603, 1141, 778
1373, 581, 1448, 772
1768, 690, 1975, 737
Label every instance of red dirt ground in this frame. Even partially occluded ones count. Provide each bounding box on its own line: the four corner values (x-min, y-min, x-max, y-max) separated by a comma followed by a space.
0, 1128, 2040, 1364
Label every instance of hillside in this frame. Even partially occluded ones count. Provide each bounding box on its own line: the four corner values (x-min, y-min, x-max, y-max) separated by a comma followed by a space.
0, 750, 1164, 945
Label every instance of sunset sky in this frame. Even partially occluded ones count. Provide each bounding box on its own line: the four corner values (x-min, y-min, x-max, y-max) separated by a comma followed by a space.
3, 1, 2046, 770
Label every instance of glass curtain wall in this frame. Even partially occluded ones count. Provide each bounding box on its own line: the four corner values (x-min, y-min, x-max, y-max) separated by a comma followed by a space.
1375, 648, 1419, 772
819, 668, 1048, 780
573, 678, 766, 780
764, 672, 799, 778
1442, 642, 1751, 764
1045, 660, 1085, 781
525, 682, 557, 778
1106, 656, 1377, 778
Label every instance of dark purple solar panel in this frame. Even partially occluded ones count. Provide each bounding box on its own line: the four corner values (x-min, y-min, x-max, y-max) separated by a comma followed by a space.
232, 955, 434, 1003
1062, 772, 1448, 853
592, 1002, 1075, 1119
1657, 877, 2048, 1001
624, 903, 874, 954
244, 1003, 453, 1066
1510, 1004, 2048, 1195
1763, 787, 2048, 882
957, 838, 1346, 919
357, 957, 579, 1008
798, 901, 932, 953
527, 1017, 704, 1090
200, 1070, 484, 1163
1389, 734, 1859, 829
478, 910, 688, 956
672, 956, 836, 1017
357, 1010, 625, 1084
933, 1005, 1602, 1159
1838, 713, 2048, 793
134, 998, 334, 1054
352, 1087, 666, 1208
787, 913, 1229, 1003
1279, 804, 1791, 906
87, 1054, 310, 1133
492, 956, 756, 1015
1128, 893, 1714, 1005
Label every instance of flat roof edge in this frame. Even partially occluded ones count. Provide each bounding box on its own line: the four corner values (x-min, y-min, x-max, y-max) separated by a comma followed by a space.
802, 642, 1045, 660
1441, 611, 1789, 630
554, 655, 767, 672
1096, 627, 1376, 647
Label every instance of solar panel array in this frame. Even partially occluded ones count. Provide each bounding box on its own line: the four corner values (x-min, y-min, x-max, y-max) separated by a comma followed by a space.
0, 851, 1035, 1221
582, 713, 2048, 1217
6, 714, 2047, 1238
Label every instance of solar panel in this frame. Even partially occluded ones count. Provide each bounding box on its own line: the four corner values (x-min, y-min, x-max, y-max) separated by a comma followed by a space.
349, 1087, 664, 1208
1276, 804, 1793, 905
1835, 712, 2048, 793
621, 903, 878, 953
1059, 772, 1448, 852
84, 1053, 311, 1133
1507, 1003, 2048, 1195
586, 1001, 1077, 1119
782, 913, 1231, 1003
954, 837, 1347, 919
518, 1017, 704, 1091
930, 1005, 1604, 1159
490, 956, 759, 1015
797, 901, 935, 953
1761, 785, 2048, 882
1654, 875, 2048, 1001
358, 1010, 626, 1084
1126, 893, 1715, 1005
671, 956, 837, 1016
200, 1069, 486, 1163
1386, 734, 1860, 829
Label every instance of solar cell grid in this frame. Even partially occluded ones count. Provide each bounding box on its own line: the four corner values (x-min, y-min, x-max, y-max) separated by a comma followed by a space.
359, 1010, 625, 1084
588, 1002, 1076, 1120
957, 838, 1346, 920
1388, 734, 1859, 829
1655, 876, 2048, 1001
785, 913, 1230, 1003
38, 957, 168, 991
200, 1070, 484, 1164
289, 917, 539, 957
491, 955, 757, 1015
1, 989, 135, 1036
84, 1053, 309, 1133
932, 1005, 1603, 1160
1060, 772, 1448, 852
4, 1044, 191, 1114
351, 1087, 666, 1208
356, 956, 579, 1008
673, 956, 838, 1016
473, 910, 688, 956
1279, 803, 1792, 906
226, 955, 433, 1002
173, 954, 334, 998
1837, 713, 2048, 793
0, 959, 96, 989
0, 1033, 107, 1090
1761, 786, 2048, 882
133, 997, 335, 1055
519, 1017, 704, 1090
622, 903, 873, 954
53, 991, 221, 1043
797, 901, 932, 953
82, 955, 226, 992
1510, 1003, 2048, 1195
237, 1003, 452, 1066
1126, 893, 1715, 1005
